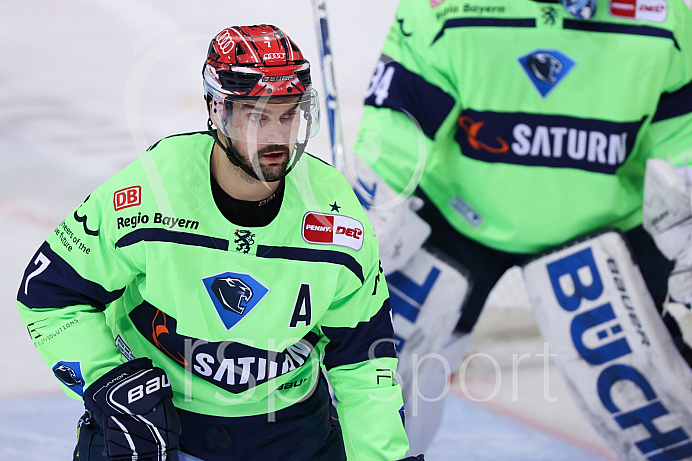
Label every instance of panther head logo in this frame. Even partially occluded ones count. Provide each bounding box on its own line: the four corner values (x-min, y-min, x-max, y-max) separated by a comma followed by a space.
53, 363, 84, 388
211, 276, 254, 315
527, 52, 563, 84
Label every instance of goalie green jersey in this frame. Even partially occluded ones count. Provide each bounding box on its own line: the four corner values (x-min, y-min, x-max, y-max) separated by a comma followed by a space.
17, 132, 408, 460
354, 0, 692, 253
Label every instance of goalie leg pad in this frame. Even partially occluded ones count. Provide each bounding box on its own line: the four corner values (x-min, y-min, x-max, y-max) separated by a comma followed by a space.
523, 230, 692, 461
388, 247, 470, 455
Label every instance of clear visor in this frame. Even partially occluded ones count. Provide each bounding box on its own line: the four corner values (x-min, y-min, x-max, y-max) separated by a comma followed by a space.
215, 89, 320, 146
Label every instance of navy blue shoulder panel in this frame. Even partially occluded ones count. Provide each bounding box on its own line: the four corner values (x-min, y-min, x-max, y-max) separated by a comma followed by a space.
652, 80, 692, 123
321, 298, 397, 371
364, 59, 455, 140
18, 241, 125, 311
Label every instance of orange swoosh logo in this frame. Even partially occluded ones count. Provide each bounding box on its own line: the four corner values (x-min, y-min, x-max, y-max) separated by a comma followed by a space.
152, 309, 189, 366
458, 116, 509, 154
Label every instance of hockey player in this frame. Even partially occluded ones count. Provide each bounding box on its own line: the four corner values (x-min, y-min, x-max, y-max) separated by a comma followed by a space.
17, 24, 424, 461
349, 0, 692, 458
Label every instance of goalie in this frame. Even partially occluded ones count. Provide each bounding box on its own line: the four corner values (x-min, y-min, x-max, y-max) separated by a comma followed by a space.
348, 0, 692, 458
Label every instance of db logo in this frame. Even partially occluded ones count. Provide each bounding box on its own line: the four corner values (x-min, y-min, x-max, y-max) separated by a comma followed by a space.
336, 226, 363, 239
114, 186, 141, 211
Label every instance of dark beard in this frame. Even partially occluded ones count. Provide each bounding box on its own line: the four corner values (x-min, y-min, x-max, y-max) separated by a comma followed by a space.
229, 144, 291, 182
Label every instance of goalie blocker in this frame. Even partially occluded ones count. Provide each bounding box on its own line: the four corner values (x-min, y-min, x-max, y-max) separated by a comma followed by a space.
523, 230, 692, 461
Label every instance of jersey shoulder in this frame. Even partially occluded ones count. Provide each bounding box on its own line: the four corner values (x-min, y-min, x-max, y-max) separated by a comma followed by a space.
91, 132, 212, 208
78, 132, 212, 239
288, 153, 380, 266
299, 153, 371, 222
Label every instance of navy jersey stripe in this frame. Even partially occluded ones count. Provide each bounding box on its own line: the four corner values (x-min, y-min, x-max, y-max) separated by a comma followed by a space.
115, 228, 229, 251
364, 59, 455, 140
432, 18, 536, 43
563, 20, 680, 50
115, 229, 363, 281
432, 17, 679, 49
129, 301, 320, 394
321, 298, 396, 371
454, 109, 646, 174
652, 80, 692, 123
17, 241, 125, 310
257, 245, 364, 283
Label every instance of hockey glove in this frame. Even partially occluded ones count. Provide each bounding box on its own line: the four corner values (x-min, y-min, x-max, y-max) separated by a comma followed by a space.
84, 358, 180, 461
398, 456, 425, 461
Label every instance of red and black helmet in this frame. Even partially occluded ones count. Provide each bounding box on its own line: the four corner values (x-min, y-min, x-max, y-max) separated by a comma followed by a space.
203, 25, 320, 182
203, 24, 312, 101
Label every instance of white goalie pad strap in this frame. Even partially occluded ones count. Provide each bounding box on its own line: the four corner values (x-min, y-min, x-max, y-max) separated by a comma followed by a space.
665, 302, 692, 350
388, 248, 469, 453
342, 154, 431, 274
524, 231, 692, 461
643, 158, 692, 260
644, 158, 692, 303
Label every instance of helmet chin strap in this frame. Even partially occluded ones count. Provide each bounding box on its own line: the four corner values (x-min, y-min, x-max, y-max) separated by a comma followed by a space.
206, 117, 310, 184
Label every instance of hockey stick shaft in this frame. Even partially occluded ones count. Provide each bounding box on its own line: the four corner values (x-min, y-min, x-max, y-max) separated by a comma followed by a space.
311, 0, 345, 170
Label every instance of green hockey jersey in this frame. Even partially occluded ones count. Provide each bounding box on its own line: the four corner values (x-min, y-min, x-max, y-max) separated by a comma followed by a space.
354, 0, 692, 253
17, 132, 408, 460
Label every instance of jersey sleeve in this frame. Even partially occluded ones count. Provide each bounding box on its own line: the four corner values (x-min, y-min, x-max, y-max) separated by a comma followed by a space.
317, 242, 409, 459
354, 0, 456, 196
17, 190, 139, 398
643, 1, 692, 165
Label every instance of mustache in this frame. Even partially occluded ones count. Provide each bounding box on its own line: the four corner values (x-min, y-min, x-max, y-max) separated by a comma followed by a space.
256, 144, 290, 156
